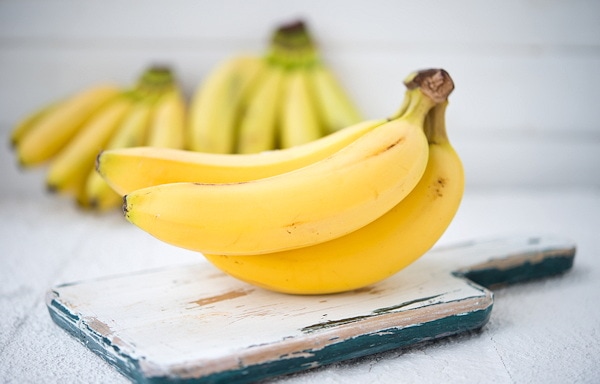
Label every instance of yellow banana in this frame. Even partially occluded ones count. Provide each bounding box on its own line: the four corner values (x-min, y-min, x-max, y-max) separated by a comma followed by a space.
97, 75, 410, 197
279, 66, 323, 148
308, 62, 362, 134
204, 98, 463, 294
46, 94, 133, 196
146, 89, 186, 149
188, 55, 265, 153
84, 99, 153, 210
236, 61, 285, 154
122, 74, 448, 256
84, 172, 123, 211
15, 84, 120, 166
98, 118, 387, 196
10, 101, 60, 148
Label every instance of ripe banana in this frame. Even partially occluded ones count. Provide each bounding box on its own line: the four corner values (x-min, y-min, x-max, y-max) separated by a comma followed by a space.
10, 101, 59, 148
146, 89, 186, 149
188, 55, 265, 153
46, 94, 133, 197
98, 84, 410, 198
204, 97, 463, 294
84, 100, 153, 210
236, 60, 285, 154
15, 85, 120, 166
122, 76, 446, 256
308, 62, 362, 134
278, 65, 323, 148
98, 118, 387, 196
84, 172, 123, 211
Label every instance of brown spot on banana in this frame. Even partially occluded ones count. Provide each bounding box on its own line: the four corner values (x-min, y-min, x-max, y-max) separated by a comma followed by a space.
365, 136, 406, 159
432, 177, 448, 198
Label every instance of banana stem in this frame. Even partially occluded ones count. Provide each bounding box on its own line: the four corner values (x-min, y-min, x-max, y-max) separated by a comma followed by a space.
423, 101, 450, 145
133, 66, 179, 104
404, 68, 454, 104
401, 88, 437, 126
388, 91, 412, 120
268, 19, 319, 69
401, 68, 454, 139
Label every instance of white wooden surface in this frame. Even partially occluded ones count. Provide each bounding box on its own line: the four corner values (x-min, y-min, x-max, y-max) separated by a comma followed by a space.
1, 0, 599, 190
1, 172, 599, 383
1, 1, 600, 383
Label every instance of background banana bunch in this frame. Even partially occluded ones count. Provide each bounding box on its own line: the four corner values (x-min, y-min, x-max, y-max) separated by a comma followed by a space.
11, 66, 186, 211
188, 20, 362, 154
10, 20, 362, 212
99, 68, 463, 295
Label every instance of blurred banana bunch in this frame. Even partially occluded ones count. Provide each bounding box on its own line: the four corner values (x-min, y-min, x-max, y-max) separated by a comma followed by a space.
188, 20, 362, 154
10, 19, 362, 212
11, 66, 186, 211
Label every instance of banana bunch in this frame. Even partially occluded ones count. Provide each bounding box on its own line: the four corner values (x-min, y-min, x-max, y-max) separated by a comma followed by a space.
188, 20, 362, 154
98, 68, 462, 295
11, 66, 186, 211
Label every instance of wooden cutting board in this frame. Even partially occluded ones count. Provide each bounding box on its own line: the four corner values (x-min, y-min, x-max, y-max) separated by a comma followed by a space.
46, 233, 575, 383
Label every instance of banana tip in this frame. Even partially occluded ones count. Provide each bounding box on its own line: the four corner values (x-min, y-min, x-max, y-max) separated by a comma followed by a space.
95, 151, 104, 173
122, 195, 129, 215
46, 183, 59, 194
87, 198, 99, 210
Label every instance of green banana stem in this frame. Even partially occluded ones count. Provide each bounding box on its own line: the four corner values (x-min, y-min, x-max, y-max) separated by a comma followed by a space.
404, 68, 454, 144
133, 66, 178, 104
267, 19, 319, 69
400, 88, 437, 127
388, 91, 412, 121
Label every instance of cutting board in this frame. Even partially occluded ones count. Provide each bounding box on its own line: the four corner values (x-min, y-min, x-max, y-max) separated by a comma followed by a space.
46, 233, 575, 383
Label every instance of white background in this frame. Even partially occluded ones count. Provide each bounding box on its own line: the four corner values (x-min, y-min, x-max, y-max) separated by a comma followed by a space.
1, 0, 599, 192
1, 1, 599, 383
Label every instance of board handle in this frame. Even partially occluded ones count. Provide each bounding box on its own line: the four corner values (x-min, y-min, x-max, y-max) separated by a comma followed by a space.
430, 234, 576, 289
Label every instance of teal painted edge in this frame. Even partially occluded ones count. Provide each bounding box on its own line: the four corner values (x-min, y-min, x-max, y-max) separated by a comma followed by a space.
455, 251, 575, 289
47, 294, 491, 384
46, 294, 148, 384
148, 306, 492, 384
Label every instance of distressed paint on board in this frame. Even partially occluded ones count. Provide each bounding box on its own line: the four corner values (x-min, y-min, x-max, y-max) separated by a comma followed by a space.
46, 233, 575, 383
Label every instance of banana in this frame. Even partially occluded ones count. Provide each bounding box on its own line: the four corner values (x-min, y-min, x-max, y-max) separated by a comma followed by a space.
308, 62, 362, 134
10, 101, 60, 148
97, 49, 410, 196
84, 172, 123, 211
236, 60, 285, 154
204, 97, 463, 294
98, 118, 387, 196
46, 94, 133, 197
146, 88, 186, 149
188, 55, 265, 153
122, 70, 451, 256
84, 99, 153, 210
15, 84, 120, 166
278, 65, 323, 148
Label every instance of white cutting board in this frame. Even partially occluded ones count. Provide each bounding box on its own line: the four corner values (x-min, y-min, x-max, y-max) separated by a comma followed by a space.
46, 233, 575, 383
